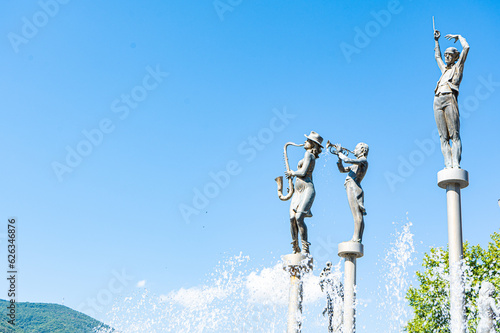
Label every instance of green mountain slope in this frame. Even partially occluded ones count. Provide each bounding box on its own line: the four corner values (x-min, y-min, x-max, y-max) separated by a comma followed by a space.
0, 300, 113, 333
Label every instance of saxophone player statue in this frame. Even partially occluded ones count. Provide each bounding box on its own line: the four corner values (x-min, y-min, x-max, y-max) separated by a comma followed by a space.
276, 131, 324, 254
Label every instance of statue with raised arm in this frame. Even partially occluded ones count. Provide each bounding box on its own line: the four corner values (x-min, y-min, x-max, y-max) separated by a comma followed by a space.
433, 26, 469, 169
276, 131, 323, 254
327, 142, 368, 243
477, 281, 500, 333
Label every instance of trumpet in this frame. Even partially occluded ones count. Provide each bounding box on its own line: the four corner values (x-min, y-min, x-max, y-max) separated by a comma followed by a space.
275, 142, 304, 201
326, 140, 354, 156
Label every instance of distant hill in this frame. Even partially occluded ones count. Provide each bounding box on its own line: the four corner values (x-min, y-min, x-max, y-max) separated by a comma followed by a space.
0, 299, 113, 333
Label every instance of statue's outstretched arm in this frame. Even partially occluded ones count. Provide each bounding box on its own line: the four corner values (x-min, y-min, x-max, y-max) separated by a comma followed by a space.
445, 34, 469, 70
445, 34, 469, 51
340, 155, 367, 166
458, 35, 469, 51
434, 30, 445, 73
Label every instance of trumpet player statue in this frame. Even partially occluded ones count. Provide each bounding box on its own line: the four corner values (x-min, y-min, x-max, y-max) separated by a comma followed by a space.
433, 28, 469, 169
328, 142, 369, 243
276, 131, 323, 254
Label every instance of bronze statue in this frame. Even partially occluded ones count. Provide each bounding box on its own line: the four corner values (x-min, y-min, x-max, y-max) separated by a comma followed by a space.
327, 141, 369, 243
433, 19, 469, 168
477, 281, 500, 333
276, 131, 323, 254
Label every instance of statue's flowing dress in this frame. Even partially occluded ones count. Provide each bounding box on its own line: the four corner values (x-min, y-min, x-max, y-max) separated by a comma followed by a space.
289, 151, 316, 218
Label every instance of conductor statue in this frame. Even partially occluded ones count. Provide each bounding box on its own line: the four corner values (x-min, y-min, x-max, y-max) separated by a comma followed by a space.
433, 22, 469, 169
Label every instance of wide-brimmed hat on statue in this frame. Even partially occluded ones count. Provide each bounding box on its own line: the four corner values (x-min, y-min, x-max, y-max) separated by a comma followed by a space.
304, 131, 324, 148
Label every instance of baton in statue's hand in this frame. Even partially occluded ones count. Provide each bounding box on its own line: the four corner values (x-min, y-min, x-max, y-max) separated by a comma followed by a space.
433, 16, 440, 40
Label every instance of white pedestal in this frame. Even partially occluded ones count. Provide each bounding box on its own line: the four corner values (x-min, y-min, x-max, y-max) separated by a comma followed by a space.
338, 242, 363, 333
437, 168, 468, 333
283, 253, 313, 333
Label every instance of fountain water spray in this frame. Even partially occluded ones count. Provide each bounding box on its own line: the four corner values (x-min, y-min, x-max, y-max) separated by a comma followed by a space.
95, 222, 426, 332
377, 218, 416, 332
98, 253, 326, 332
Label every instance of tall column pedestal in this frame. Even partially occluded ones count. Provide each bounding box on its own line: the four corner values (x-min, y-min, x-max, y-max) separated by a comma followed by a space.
283, 253, 313, 333
437, 168, 469, 333
338, 242, 364, 333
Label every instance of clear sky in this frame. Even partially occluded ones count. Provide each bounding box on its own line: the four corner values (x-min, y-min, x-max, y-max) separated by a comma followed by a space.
1, 0, 500, 331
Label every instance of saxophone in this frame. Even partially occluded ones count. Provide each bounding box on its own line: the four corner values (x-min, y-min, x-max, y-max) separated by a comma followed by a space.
275, 142, 304, 201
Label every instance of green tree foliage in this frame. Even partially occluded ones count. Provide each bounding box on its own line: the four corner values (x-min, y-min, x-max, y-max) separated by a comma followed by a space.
0, 299, 113, 333
405, 231, 500, 332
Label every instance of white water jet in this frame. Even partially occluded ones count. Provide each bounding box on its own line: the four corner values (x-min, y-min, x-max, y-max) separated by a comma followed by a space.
377, 217, 416, 332
319, 260, 344, 333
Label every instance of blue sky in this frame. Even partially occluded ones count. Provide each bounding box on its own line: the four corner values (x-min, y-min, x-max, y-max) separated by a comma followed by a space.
1, 0, 500, 331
